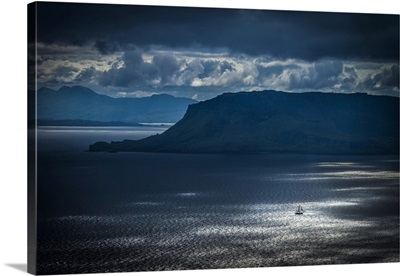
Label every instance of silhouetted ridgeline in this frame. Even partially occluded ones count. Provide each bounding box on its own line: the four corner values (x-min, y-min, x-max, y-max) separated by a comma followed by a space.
38, 86, 197, 124
89, 91, 399, 154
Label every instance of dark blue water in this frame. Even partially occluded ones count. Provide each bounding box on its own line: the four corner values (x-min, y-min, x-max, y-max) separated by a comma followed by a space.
36, 127, 399, 274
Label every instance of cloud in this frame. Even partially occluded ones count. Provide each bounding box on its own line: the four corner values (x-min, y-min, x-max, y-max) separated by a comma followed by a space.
33, 3, 398, 99
93, 40, 121, 55
99, 49, 159, 87
37, 64, 80, 85
198, 60, 219, 79
75, 66, 99, 82
191, 57, 258, 88
35, 3, 399, 61
361, 65, 399, 91
36, 43, 399, 99
313, 60, 343, 79
378, 65, 399, 88
176, 58, 205, 86
35, 43, 118, 89
254, 59, 345, 91
152, 53, 181, 85
337, 66, 359, 90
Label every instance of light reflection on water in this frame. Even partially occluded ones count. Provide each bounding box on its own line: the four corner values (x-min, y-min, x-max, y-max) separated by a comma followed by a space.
282, 170, 398, 180
334, 187, 392, 191
45, 192, 397, 271
318, 162, 374, 168
45, 178, 398, 269
36, 130, 399, 274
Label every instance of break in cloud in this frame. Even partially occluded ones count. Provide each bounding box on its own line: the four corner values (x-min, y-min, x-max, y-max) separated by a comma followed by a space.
32, 3, 399, 99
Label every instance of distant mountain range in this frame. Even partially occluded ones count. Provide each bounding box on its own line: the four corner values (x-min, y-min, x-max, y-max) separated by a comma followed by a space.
89, 90, 399, 154
37, 86, 197, 124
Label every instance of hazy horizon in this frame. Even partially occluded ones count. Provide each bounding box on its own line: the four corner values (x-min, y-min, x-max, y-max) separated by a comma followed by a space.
37, 84, 400, 101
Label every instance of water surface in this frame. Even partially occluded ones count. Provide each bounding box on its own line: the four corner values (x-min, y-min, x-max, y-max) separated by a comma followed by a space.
36, 127, 399, 274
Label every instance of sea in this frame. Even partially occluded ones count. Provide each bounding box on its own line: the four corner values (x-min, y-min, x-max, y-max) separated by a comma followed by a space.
36, 126, 399, 274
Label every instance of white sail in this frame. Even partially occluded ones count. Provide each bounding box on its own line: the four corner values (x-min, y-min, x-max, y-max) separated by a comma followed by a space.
295, 205, 303, 214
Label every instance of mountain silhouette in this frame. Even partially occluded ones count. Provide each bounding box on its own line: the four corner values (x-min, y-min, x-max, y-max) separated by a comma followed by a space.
37, 85, 197, 124
89, 90, 399, 154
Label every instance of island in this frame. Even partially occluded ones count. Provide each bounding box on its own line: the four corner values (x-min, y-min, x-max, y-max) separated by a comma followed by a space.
89, 90, 399, 154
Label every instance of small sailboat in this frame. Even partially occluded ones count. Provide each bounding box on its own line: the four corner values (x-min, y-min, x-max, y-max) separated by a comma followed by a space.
295, 205, 304, 215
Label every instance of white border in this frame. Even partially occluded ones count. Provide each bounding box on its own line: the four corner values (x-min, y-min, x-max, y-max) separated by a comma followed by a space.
0, 1, 398, 276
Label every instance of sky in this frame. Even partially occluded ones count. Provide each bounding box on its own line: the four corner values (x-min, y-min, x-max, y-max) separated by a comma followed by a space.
31, 2, 399, 100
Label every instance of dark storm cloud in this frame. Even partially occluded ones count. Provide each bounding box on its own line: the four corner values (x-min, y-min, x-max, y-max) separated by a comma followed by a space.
37, 64, 80, 84
99, 49, 159, 87
382, 65, 399, 88
98, 50, 184, 88
93, 40, 121, 55
198, 60, 219, 79
219, 61, 234, 73
76, 66, 99, 82
286, 60, 344, 90
53, 65, 80, 76
256, 63, 301, 80
361, 64, 399, 90
340, 66, 359, 90
197, 60, 234, 79
152, 53, 181, 85
36, 2, 399, 61
178, 59, 205, 85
